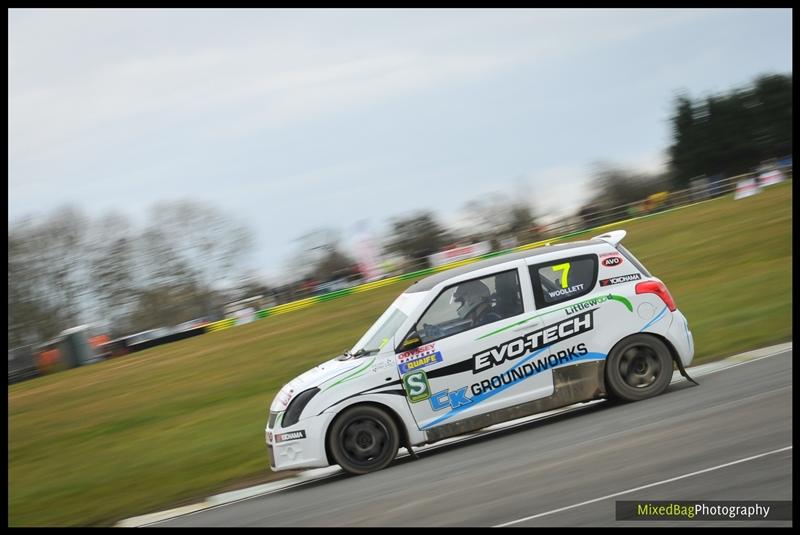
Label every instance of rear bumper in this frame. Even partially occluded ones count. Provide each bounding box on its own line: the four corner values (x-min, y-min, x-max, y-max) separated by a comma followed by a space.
666, 310, 694, 368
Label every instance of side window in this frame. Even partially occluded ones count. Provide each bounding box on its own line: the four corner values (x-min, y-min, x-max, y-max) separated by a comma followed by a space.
416, 270, 524, 344
530, 255, 598, 308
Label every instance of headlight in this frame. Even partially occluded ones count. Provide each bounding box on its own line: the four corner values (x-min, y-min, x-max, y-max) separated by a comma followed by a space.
267, 411, 279, 429
281, 387, 319, 428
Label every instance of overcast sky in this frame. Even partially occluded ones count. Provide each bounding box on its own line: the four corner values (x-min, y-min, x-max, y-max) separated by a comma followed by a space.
8, 8, 792, 283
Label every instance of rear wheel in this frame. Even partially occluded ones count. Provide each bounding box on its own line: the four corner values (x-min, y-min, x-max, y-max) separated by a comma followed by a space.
606, 334, 673, 401
329, 405, 400, 475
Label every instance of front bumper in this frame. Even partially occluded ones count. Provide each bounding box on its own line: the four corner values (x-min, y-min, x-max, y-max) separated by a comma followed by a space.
265, 412, 335, 471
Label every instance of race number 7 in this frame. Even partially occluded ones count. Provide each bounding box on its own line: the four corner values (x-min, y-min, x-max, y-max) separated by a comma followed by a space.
552, 262, 571, 289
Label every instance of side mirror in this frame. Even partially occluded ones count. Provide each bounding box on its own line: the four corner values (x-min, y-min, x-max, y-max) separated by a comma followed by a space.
399, 329, 422, 352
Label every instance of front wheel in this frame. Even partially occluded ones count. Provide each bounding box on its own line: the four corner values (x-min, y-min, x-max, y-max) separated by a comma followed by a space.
605, 334, 673, 401
328, 405, 400, 475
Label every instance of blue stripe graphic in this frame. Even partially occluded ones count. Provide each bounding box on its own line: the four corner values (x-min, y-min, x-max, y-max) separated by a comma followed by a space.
639, 306, 668, 332
421, 348, 607, 429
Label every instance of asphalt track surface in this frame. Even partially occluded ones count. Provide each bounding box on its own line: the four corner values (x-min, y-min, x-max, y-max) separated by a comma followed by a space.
159, 350, 792, 527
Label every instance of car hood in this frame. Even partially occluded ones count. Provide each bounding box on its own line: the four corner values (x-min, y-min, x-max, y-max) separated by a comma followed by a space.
270, 355, 367, 412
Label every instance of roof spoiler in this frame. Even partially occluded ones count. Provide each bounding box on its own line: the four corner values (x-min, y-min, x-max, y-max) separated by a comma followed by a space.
593, 229, 627, 246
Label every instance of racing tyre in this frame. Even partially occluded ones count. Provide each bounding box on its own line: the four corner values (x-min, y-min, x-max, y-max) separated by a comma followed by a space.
329, 405, 400, 475
605, 334, 673, 402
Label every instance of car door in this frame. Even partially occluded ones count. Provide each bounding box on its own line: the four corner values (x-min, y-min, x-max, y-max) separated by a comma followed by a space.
526, 253, 608, 369
398, 262, 552, 431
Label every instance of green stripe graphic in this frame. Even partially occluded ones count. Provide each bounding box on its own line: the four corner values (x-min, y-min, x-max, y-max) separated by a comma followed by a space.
322, 357, 377, 391
475, 294, 632, 341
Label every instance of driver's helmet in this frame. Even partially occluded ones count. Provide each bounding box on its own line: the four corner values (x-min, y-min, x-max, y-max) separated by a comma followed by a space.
451, 280, 491, 318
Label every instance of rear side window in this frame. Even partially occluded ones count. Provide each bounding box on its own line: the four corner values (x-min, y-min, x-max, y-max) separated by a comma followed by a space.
615, 244, 652, 277
529, 254, 598, 308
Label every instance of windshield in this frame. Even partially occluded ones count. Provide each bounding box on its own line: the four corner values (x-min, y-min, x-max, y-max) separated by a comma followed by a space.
350, 291, 427, 355
354, 308, 408, 354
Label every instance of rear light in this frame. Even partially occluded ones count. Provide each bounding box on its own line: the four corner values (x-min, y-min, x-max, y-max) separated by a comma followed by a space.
636, 280, 676, 311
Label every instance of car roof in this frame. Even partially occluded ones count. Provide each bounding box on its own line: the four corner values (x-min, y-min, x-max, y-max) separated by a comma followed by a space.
405, 239, 604, 293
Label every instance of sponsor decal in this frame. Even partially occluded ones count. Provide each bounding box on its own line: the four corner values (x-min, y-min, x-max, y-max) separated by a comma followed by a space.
471, 344, 587, 397
403, 370, 431, 403
472, 310, 595, 373
428, 344, 600, 416
551, 262, 572, 288
564, 296, 607, 315
430, 387, 473, 411
398, 343, 436, 361
275, 430, 306, 443
602, 256, 623, 267
600, 273, 642, 287
399, 349, 443, 374
548, 283, 584, 299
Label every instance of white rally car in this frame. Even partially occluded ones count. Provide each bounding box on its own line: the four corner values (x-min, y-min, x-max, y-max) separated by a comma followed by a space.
266, 230, 695, 474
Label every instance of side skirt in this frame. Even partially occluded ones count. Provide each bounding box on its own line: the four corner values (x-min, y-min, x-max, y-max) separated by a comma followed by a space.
423, 361, 607, 444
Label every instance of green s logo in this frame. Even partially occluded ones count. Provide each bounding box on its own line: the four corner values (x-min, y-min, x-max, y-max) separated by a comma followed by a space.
403, 370, 431, 403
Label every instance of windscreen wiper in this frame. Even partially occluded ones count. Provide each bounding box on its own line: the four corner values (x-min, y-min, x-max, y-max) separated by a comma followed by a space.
352, 348, 380, 357
339, 347, 380, 360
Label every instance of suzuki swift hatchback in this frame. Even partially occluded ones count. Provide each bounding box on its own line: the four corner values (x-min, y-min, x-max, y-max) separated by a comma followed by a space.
266, 230, 694, 475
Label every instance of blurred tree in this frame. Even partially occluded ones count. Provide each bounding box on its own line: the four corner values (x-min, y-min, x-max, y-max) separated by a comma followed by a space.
577, 163, 669, 229
462, 192, 508, 242
232, 275, 273, 303
667, 94, 705, 189
315, 248, 357, 282
89, 214, 137, 334
507, 203, 540, 245
8, 230, 62, 347
145, 200, 253, 291
125, 281, 216, 334
8, 207, 93, 348
137, 200, 254, 324
668, 73, 792, 188
8, 200, 255, 347
591, 164, 669, 207
461, 193, 540, 247
384, 212, 450, 268
753, 74, 792, 158
288, 228, 357, 282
